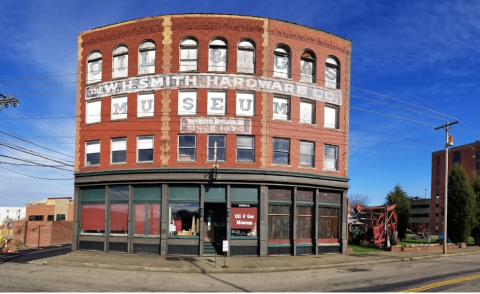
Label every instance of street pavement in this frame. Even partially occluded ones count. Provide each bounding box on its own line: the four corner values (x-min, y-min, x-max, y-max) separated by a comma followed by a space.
13, 245, 480, 274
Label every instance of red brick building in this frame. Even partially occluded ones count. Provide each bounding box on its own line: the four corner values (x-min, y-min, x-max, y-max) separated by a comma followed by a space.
74, 14, 351, 256
430, 141, 480, 233
26, 198, 74, 222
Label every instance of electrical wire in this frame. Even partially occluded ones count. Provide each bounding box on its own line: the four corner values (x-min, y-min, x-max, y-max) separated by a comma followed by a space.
351, 107, 437, 127
0, 166, 73, 180
0, 130, 74, 158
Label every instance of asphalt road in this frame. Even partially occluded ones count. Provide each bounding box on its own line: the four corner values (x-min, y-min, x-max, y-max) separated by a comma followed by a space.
0, 248, 480, 292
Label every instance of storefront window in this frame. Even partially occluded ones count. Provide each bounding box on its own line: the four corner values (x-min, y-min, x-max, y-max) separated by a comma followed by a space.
231, 204, 258, 237
318, 206, 340, 242
110, 185, 129, 235
268, 205, 291, 243
169, 203, 200, 236
80, 187, 105, 234
134, 203, 160, 236
295, 206, 313, 243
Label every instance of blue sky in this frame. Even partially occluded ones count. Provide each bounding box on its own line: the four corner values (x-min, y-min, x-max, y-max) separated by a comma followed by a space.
1, 0, 479, 207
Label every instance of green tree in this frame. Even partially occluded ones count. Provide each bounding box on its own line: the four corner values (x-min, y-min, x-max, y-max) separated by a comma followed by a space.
386, 184, 412, 240
447, 164, 478, 243
470, 173, 480, 245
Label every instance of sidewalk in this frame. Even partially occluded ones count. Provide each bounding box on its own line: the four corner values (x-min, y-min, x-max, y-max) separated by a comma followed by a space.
27, 246, 480, 274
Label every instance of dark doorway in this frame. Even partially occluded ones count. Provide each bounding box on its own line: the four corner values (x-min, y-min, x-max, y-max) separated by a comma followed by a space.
203, 203, 226, 242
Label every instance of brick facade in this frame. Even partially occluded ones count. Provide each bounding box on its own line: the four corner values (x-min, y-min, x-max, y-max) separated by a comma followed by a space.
430, 141, 480, 233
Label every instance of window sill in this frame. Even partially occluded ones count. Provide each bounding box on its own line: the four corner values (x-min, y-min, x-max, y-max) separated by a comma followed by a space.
136, 116, 156, 120
271, 163, 291, 167
84, 164, 101, 168
168, 235, 199, 239
235, 72, 256, 75
109, 162, 127, 166
86, 81, 103, 86
176, 160, 197, 163
110, 76, 128, 81
235, 161, 255, 164
324, 127, 341, 131
80, 233, 104, 236
135, 161, 155, 164
230, 236, 258, 240
133, 235, 160, 238
206, 114, 227, 117
178, 70, 199, 73
177, 114, 198, 117
322, 168, 339, 173
135, 73, 157, 78
272, 118, 292, 123
272, 76, 292, 81
298, 166, 316, 170
110, 119, 128, 122
206, 160, 226, 164
236, 115, 256, 119
299, 122, 316, 126
207, 71, 228, 74
84, 122, 102, 126
109, 234, 128, 237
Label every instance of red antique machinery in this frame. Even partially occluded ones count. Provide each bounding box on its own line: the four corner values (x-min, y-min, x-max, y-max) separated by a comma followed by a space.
354, 204, 398, 248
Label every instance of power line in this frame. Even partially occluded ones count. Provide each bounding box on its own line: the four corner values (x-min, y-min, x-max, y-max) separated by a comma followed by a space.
0, 166, 73, 180
350, 128, 442, 147
0, 154, 73, 171
351, 107, 437, 127
0, 130, 74, 158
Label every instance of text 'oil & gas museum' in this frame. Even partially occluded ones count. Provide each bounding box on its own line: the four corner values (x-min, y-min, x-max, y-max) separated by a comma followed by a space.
73, 13, 351, 257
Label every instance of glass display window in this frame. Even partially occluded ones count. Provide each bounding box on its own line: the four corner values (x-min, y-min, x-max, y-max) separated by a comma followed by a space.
168, 202, 200, 237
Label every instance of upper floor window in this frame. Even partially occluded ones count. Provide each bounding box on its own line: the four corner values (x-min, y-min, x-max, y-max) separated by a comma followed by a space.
137, 136, 154, 162
112, 45, 128, 78
237, 135, 254, 162
300, 141, 314, 167
111, 95, 128, 120
137, 92, 154, 117
178, 90, 197, 115
85, 140, 100, 166
111, 137, 127, 164
237, 39, 255, 73
300, 100, 315, 124
324, 105, 338, 129
138, 40, 156, 75
453, 151, 461, 165
273, 138, 290, 164
300, 50, 315, 83
273, 96, 290, 121
209, 38, 227, 72
86, 100, 101, 124
180, 38, 198, 72
273, 46, 290, 78
207, 90, 226, 115
208, 135, 226, 161
324, 145, 338, 171
178, 134, 196, 161
325, 56, 340, 89
87, 51, 102, 84
236, 92, 255, 116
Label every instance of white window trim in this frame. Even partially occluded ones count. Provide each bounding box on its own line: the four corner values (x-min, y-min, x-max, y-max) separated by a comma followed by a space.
137, 135, 154, 162
177, 134, 196, 162
207, 134, 226, 162
324, 144, 339, 171
85, 140, 100, 166
299, 141, 315, 167
324, 104, 339, 129
110, 137, 127, 164
179, 38, 199, 72
299, 99, 315, 124
236, 135, 255, 162
273, 137, 290, 165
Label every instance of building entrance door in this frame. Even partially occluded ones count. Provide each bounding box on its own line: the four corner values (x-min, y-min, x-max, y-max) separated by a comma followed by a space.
203, 203, 226, 242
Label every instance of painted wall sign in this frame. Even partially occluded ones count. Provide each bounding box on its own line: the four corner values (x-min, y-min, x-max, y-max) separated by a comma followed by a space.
231, 207, 257, 229
85, 73, 342, 106
180, 117, 252, 134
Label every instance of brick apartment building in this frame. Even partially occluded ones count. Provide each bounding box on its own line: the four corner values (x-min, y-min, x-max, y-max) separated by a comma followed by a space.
430, 141, 480, 233
74, 14, 351, 257
409, 196, 430, 232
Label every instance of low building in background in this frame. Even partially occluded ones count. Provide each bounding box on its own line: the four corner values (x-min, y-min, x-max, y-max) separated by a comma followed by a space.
26, 197, 74, 222
409, 196, 430, 232
0, 207, 26, 223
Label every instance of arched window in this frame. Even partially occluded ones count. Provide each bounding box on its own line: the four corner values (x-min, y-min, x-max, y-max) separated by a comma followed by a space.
87, 51, 102, 83
208, 38, 227, 72
325, 56, 340, 89
237, 39, 255, 73
112, 45, 128, 78
180, 38, 198, 72
273, 45, 290, 78
300, 50, 315, 83
138, 40, 156, 74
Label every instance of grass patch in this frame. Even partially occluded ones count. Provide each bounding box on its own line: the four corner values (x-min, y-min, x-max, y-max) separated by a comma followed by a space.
348, 240, 384, 253
397, 235, 439, 246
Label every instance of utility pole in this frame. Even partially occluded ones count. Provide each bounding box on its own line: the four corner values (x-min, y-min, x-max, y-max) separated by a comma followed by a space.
435, 120, 458, 254
0, 93, 20, 111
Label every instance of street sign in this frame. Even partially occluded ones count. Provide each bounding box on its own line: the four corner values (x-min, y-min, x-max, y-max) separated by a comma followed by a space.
222, 240, 229, 252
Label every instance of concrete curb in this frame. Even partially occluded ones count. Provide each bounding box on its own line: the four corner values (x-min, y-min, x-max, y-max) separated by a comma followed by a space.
27, 250, 480, 274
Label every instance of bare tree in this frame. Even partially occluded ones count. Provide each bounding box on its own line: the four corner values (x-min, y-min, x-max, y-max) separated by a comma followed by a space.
349, 194, 371, 217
